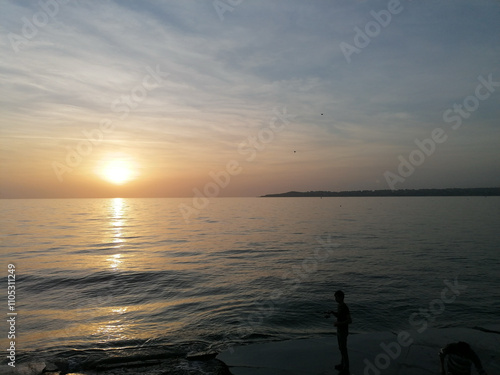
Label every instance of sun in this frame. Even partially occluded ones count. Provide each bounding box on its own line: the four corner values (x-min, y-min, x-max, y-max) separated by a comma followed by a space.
99, 158, 138, 185
102, 160, 132, 184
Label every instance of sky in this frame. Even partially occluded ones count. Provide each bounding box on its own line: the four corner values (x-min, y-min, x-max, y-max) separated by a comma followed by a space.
0, 0, 499, 198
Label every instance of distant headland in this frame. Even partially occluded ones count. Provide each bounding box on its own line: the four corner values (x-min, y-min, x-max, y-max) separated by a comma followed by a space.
261, 187, 500, 197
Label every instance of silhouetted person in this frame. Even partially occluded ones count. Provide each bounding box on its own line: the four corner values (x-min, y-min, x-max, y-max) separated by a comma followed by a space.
439, 341, 487, 375
326, 290, 352, 374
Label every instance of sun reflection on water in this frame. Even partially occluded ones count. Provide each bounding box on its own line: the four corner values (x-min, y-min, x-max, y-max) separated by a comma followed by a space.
111, 197, 124, 217
106, 198, 127, 270
99, 306, 133, 343
107, 253, 122, 269
111, 198, 125, 244
96, 321, 127, 343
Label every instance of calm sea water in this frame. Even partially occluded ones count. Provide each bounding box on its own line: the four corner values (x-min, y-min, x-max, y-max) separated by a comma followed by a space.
1, 197, 499, 373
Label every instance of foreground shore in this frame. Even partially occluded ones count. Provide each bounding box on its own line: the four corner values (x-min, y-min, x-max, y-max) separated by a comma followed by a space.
2, 327, 498, 375
218, 327, 500, 375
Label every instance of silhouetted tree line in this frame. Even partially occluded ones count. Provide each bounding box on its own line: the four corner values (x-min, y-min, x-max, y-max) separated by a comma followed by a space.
262, 188, 500, 197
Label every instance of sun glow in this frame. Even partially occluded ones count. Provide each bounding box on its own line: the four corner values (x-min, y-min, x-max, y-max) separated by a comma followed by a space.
99, 158, 138, 185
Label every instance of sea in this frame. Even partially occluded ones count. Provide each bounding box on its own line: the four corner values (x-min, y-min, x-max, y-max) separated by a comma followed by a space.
1, 197, 499, 374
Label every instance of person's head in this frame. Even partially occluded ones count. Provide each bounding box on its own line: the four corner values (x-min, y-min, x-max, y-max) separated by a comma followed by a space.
334, 290, 345, 303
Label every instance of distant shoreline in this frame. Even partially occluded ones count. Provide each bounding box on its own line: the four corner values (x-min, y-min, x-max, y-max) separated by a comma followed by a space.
261, 187, 500, 197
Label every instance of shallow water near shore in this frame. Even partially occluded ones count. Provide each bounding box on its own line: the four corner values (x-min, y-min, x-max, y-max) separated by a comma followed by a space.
1, 197, 499, 374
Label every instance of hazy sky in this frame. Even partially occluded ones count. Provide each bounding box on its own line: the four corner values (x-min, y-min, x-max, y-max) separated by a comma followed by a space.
1, 0, 499, 198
